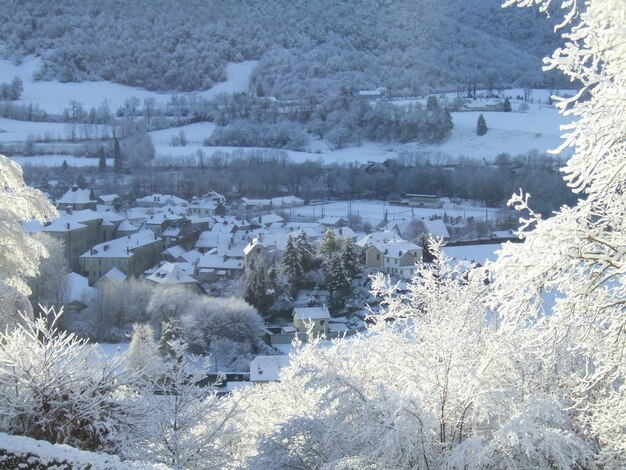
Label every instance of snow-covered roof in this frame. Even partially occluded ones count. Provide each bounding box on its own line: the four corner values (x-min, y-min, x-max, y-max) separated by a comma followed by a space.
178, 249, 202, 264
370, 241, 421, 258
294, 305, 331, 321
116, 220, 138, 233
249, 355, 291, 382
137, 193, 187, 206
197, 253, 244, 271
57, 185, 97, 205
318, 216, 348, 226
163, 245, 187, 259
421, 218, 450, 239
145, 262, 198, 285
356, 230, 405, 247
93, 267, 128, 289
81, 230, 160, 259
98, 194, 119, 203
269, 195, 304, 207
252, 213, 284, 226
65, 272, 96, 304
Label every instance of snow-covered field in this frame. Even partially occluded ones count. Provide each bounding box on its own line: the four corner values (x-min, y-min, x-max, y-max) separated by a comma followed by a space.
12, 154, 112, 167
0, 53, 574, 166
286, 200, 501, 225
0, 57, 257, 114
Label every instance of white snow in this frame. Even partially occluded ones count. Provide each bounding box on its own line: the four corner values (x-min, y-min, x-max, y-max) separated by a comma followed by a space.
0, 57, 258, 114
443, 243, 504, 266
11, 154, 112, 167
287, 200, 500, 225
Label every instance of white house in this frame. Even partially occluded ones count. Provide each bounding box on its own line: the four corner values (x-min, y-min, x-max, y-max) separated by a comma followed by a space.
249, 355, 291, 383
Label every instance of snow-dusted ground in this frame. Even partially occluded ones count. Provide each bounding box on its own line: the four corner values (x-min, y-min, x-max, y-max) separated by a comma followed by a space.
442, 243, 503, 266
0, 53, 574, 166
12, 154, 113, 167
0, 56, 257, 114
286, 200, 500, 225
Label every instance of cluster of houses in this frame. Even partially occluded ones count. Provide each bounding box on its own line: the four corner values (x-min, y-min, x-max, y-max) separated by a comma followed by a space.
34, 185, 453, 294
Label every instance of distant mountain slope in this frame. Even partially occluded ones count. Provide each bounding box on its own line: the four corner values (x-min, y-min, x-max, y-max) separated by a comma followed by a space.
0, 0, 562, 96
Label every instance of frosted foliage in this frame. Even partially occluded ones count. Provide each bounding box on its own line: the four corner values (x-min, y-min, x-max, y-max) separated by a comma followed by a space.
0, 155, 55, 330
228, 247, 592, 469
491, 0, 626, 465
0, 309, 140, 452
126, 323, 159, 374
130, 341, 240, 469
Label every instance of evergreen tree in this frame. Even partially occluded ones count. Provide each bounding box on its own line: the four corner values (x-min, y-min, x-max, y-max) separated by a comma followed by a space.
476, 114, 487, 136
98, 146, 106, 172
113, 136, 122, 173
158, 317, 184, 360
325, 255, 350, 310
503, 97, 512, 112
126, 323, 159, 374
341, 238, 360, 278
295, 230, 314, 271
280, 235, 303, 283
245, 257, 275, 312
426, 95, 440, 111
318, 229, 340, 259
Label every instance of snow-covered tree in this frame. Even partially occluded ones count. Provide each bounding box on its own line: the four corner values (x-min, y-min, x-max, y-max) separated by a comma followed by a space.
341, 237, 360, 278
317, 229, 340, 260
280, 234, 302, 285
27, 233, 69, 314
0, 155, 56, 330
147, 284, 196, 325
131, 340, 240, 469
158, 317, 184, 360
295, 230, 315, 272
325, 254, 350, 310
489, 1, 626, 465
229, 245, 592, 468
244, 256, 276, 312
0, 309, 142, 453
126, 323, 159, 374
476, 113, 487, 136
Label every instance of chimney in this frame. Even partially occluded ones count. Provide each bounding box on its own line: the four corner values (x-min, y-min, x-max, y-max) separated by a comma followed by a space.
66, 223, 70, 230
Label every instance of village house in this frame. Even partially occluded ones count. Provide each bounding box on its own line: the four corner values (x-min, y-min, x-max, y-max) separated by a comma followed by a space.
293, 305, 331, 336
79, 230, 163, 284
365, 240, 422, 280
249, 355, 291, 383
56, 185, 98, 211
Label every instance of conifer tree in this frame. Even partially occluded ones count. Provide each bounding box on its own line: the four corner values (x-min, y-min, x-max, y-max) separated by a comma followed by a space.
98, 146, 106, 172
503, 97, 512, 112
325, 254, 350, 309
158, 317, 184, 360
295, 230, 314, 271
318, 229, 340, 259
113, 136, 122, 173
280, 235, 303, 283
341, 238, 360, 278
477, 114, 487, 136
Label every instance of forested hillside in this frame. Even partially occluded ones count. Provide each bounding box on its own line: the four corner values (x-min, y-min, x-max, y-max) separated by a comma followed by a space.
0, 0, 562, 97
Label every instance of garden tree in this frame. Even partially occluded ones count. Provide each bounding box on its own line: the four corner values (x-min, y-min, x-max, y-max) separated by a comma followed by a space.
476, 113, 487, 136
27, 233, 69, 314
295, 230, 315, 271
182, 296, 265, 355
490, 0, 626, 465
98, 146, 106, 172
126, 323, 159, 374
0, 155, 55, 331
416, 233, 436, 263
503, 96, 512, 112
317, 229, 340, 259
147, 284, 196, 325
244, 256, 276, 312
280, 234, 302, 286
0, 309, 144, 453
158, 317, 184, 360
130, 340, 240, 469
426, 95, 440, 111
229, 246, 592, 468
113, 137, 122, 173
341, 238, 360, 278
325, 254, 351, 310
